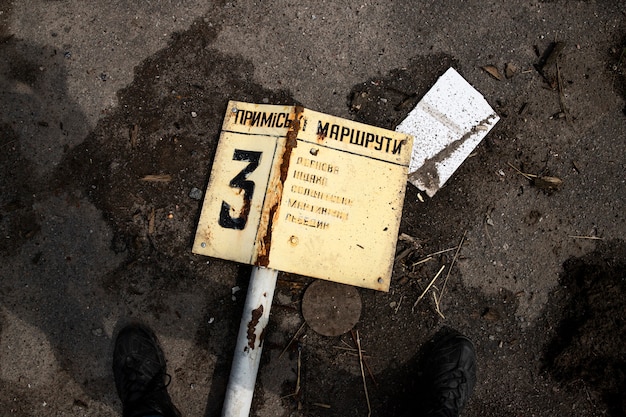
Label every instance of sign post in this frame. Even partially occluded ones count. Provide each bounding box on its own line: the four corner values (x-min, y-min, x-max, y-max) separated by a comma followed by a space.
193, 101, 413, 416
221, 266, 277, 417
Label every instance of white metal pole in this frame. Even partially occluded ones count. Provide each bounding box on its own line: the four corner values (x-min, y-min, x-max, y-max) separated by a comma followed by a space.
222, 266, 279, 417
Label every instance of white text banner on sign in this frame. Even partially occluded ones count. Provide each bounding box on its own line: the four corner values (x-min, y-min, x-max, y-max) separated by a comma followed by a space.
193, 101, 413, 291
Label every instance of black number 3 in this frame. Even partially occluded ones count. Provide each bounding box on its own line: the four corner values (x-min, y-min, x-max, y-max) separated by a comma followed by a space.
219, 149, 262, 230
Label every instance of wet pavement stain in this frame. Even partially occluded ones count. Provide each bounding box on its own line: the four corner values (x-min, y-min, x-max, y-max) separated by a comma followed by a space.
55, 19, 295, 262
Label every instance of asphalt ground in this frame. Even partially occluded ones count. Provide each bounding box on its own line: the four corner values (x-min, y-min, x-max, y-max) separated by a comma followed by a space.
1, 1, 625, 416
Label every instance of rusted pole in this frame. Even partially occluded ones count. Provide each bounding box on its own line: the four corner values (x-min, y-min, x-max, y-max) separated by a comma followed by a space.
222, 266, 278, 417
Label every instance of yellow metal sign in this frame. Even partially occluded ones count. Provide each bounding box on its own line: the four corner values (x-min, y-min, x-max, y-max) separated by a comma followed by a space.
193, 101, 413, 291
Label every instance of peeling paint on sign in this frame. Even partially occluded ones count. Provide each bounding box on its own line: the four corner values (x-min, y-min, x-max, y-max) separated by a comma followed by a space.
246, 305, 264, 349
256, 105, 304, 267
192, 101, 413, 291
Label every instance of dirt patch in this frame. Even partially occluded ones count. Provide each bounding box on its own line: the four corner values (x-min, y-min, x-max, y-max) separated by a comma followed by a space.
347, 53, 458, 130
55, 19, 295, 262
543, 240, 626, 417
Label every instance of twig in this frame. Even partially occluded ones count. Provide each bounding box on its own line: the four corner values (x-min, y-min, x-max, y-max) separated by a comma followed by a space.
411, 256, 433, 269
341, 339, 354, 349
140, 174, 172, 182
336, 339, 369, 355
333, 345, 358, 352
280, 346, 303, 400
412, 265, 446, 311
354, 330, 371, 417
332, 346, 370, 357
411, 248, 456, 269
362, 356, 378, 388
279, 322, 306, 359
507, 162, 534, 180
295, 347, 302, 395
556, 59, 570, 123
337, 351, 373, 359
436, 231, 467, 306
394, 295, 404, 314
569, 235, 604, 240
433, 291, 445, 319
424, 247, 456, 257
0, 139, 16, 150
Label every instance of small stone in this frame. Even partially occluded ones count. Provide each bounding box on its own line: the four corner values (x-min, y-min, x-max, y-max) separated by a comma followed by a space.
276, 292, 292, 305
189, 187, 203, 200
191, 111, 198, 118
91, 328, 103, 337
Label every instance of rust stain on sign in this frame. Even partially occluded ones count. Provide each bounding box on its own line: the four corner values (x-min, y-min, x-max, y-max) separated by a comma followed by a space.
246, 304, 264, 349
316, 121, 327, 143
193, 101, 413, 291
256, 105, 304, 266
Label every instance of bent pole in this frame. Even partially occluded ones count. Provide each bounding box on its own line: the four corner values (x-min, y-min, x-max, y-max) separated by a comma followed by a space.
222, 266, 279, 417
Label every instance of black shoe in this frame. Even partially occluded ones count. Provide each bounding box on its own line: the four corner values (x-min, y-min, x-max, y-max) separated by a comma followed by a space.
113, 323, 182, 417
423, 331, 476, 417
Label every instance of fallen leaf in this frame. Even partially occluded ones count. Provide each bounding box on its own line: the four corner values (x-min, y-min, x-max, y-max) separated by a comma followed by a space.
533, 176, 563, 191
535, 41, 566, 89
482, 65, 504, 81
505, 62, 517, 79
482, 307, 501, 322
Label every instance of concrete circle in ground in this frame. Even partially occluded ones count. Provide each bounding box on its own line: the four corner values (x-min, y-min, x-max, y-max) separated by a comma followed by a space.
302, 280, 362, 336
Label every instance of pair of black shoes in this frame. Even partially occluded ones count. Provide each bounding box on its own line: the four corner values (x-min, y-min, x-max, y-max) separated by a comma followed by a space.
112, 325, 476, 417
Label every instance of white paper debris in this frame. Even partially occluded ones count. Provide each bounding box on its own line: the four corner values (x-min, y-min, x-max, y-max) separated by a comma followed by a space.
396, 68, 499, 197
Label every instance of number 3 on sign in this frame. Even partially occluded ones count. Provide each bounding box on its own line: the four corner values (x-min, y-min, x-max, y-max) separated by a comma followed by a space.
219, 149, 262, 230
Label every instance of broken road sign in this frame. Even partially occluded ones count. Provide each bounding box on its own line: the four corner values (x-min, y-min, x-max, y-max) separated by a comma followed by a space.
193, 101, 413, 291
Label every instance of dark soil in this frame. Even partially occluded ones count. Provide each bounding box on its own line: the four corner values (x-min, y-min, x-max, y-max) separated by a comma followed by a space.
543, 241, 626, 417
